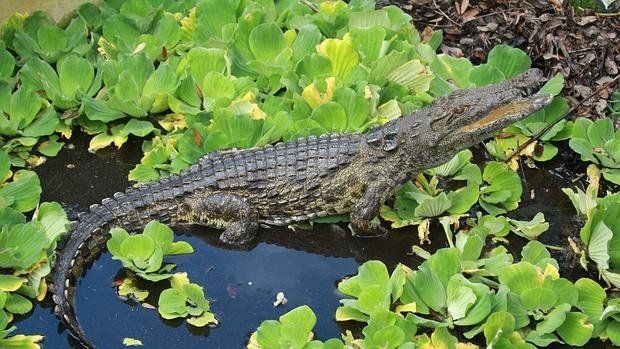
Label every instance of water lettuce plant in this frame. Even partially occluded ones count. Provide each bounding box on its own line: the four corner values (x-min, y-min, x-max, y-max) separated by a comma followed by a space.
20, 55, 100, 111
0, 84, 62, 167
478, 161, 523, 215
380, 155, 523, 239
158, 272, 218, 327
380, 150, 481, 232
5, 13, 92, 64
251, 239, 603, 348
107, 220, 194, 281
0, 164, 69, 348
569, 117, 620, 185
563, 164, 620, 287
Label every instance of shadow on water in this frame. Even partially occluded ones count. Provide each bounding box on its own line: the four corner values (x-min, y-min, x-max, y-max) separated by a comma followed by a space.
14, 133, 611, 348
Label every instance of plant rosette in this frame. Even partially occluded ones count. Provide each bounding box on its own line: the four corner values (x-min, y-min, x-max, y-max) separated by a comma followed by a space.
0, 168, 69, 348
157, 272, 218, 328
569, 117, 620, 185
562, 164, 620, 287
106, 220, 194, 282
380, 150, 482, 241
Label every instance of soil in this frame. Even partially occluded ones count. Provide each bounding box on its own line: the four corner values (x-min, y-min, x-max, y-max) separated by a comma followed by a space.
395, 0, 620, 119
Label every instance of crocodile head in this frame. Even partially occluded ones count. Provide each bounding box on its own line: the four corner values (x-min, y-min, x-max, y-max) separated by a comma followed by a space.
402, 68, 553, 168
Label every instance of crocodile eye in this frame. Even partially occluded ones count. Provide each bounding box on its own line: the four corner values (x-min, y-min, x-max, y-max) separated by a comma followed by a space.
453, 106, 465, 114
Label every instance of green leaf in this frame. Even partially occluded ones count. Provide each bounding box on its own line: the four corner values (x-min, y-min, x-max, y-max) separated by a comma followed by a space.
607, 321, 620, 346
187, 311, 216, 327
370, 325, 405, 349
588, 221, 613, 270
487, 45, 531, 79
428, 150, 473, 177
484, 311, 515, 345
0, 44, 15, 79
479, 161, 522, 215
168, 241, 194, 255
333, 87, 370, 131
249, 23, 286, 62
5, 293, 33, 314
142, 63, 178, 100
350, 26, 386, 64
36, 201, 69, 242
430, 54, 473, 88
0, 275, 26, 292
317, 37, 359, 80
58, 55, 94, 100
310, 102, 347, 133
280, 305, 317, 348
521, 287, 558, 311
143, 220, 174, 252
468, 64, 505, 87
185, 48, 228, 84
0, 170, 41, 212
158, 288, 189, 319
414, 192, 451, 218
0, 221, 47, 269
121, 120, 156, 138
508, 213, 549, 240
413, 264, 446, 312
82, 96, 126, 122
20, 107, 58, 137
497, 262, 538, 295
536, 303, 571, 335
335, 305, 368, 322
120, 235, 155, 263
539, 73, 564, 96
9, 89, 41, 131
387, 60, 433, 92
575, 278, 606, 323
454, 293, 492, 326
108, 227, 130, 257
426, 248, 461, 289
38, 135, 64, 157
555, 312, 594, 346
521, 241, 553, 266
446, 275, 477, 320
37, 24, 67, 57
118, 278, 149, 302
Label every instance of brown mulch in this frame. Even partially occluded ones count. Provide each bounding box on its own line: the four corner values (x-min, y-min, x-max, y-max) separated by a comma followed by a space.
397, 0, 620, 118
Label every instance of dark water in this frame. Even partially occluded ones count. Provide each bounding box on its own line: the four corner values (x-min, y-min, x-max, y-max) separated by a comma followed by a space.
13, 134, 609, 348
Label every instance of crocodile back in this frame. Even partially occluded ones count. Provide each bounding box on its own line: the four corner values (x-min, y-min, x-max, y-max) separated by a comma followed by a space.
193, 133, 360, 189
179, 133, 363, 222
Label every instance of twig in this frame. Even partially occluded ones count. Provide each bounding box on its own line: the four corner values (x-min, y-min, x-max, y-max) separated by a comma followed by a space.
505, 74, 620, 162
595, 11, 620, 17
432, 0, 461, 27
568, 47, 603, 54
299, 0, 319, 13
542, 244, 565, 251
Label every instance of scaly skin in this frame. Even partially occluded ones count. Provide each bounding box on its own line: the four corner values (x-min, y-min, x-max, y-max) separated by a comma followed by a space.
51, 68, 553, 348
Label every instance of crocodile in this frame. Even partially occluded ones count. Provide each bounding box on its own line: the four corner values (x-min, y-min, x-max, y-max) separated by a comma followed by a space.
51, 68, 552, 348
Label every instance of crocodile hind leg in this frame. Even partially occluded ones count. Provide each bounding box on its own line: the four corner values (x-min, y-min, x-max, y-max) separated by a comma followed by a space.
350, 181, 392, 237
188, 192, 259, 244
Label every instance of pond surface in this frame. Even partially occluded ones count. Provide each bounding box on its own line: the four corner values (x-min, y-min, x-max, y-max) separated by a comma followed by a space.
13, 133, 608, 348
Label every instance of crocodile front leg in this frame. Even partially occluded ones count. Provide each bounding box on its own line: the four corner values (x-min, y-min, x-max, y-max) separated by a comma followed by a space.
350, 181, 393, 237
186, 192, 259, 244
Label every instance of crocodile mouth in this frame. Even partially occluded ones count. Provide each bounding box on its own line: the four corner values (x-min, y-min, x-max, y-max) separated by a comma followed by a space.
460, 94, 551, 133
439, 92, 554, 149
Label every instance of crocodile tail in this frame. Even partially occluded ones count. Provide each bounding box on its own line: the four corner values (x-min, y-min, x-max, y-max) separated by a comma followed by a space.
51, 212, 109, 348
50, 177, 184, 348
